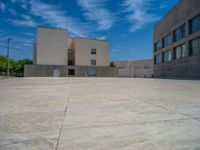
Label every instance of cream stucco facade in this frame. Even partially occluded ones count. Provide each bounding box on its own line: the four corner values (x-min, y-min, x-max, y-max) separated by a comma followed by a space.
34, 27, 110, 67
35, 28, 68, 65
27, 27, 118, 77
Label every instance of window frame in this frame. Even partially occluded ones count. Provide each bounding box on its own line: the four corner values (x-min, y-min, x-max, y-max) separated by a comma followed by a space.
91, 48, 96, 55
190, 14, 200, 34
162, 50, 172, 63
190, 37, 200, 55
91, 59, 96, 66
163, 34, 171, 48
154, 41, 161, 52
173, 24, 186, 42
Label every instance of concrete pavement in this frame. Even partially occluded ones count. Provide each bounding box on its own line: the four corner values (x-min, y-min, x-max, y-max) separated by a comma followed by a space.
0, 78, 200, 150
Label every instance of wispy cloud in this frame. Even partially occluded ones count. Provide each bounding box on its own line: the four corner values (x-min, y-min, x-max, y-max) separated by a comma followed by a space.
12, 19, 38, 27
77, 0, 115, 30
98, 36, 107, 40
0, 2, 6, 12
30, 0, 92, 36
122, 0, 160, 32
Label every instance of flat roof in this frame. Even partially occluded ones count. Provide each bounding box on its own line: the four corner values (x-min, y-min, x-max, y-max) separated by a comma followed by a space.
74, 37, 109, 42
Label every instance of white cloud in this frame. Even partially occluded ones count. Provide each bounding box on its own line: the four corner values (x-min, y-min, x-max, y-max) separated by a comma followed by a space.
0, 2, 6, 12
98, 36, 107, 40
30, 0, 92, 36
123, 0, 160, 32
12, 19, 38, 27
77, 0, 115, 30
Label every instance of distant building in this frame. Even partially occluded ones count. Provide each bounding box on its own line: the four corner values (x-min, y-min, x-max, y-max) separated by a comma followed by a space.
114, 59, 153, 78
25, 27, 118, 77
153, 0, 200, 78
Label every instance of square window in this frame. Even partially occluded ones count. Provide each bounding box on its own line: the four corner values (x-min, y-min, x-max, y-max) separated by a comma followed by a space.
91, 59, 96, 65
91, 48, 96, 54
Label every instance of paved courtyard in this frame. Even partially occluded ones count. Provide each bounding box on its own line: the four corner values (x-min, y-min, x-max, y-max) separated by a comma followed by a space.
0, 78, 200, 150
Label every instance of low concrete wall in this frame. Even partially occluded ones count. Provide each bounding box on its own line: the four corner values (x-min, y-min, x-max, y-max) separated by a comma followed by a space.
24, 65, 118, 77
154, 55, 200, 79
24, 65, 69, 77
75, 66, 118, 77
114, 59, 153, 78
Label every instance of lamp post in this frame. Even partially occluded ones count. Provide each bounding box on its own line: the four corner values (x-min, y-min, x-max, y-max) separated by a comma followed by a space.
6, 38, 12, 78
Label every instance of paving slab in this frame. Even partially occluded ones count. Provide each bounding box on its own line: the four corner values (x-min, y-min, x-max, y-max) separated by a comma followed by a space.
0, 78, 200, 150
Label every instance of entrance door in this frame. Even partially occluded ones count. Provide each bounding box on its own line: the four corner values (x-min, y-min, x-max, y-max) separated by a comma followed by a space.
53, 69, 60, 77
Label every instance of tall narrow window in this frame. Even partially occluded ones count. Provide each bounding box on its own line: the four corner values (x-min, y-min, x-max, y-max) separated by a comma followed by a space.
163, 50, 171, 63
154, 54, 161, 64
190, 37, 200, 55
190, 14, 200, 34
174, 44, 187, 59
174, 24, 186, 42
154, 41, 161, 52
163, 34, 171, 48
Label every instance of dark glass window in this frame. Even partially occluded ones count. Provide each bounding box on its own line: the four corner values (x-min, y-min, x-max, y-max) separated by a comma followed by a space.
154, 54, 161, 64
68, 60, 73, 66
163, 50, 171, 63
154, 41, 161, 52
91, 59, 96, 65
91, 48, 96, 54
174, 44, 187, 59
86, 69, 96, 76
68, 69, 75, 75
190, 14, 200, 34
190, 37, 200, 55
68, 49, 73, 57
163, 34, 171, 48
174, 24, 186, 42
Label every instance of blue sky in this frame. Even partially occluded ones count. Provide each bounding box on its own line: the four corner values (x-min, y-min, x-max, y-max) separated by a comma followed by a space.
0, 0, 179, 61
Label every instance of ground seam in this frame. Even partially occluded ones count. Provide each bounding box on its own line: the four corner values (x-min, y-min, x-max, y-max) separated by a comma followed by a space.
131, 95, 200, 122
55, 87, 71, 150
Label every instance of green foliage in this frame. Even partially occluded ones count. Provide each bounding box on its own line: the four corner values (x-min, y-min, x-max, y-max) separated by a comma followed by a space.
0, 55, 32, 77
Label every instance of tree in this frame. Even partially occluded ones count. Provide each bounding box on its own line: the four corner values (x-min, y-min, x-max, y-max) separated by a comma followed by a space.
0, 55, 32, 76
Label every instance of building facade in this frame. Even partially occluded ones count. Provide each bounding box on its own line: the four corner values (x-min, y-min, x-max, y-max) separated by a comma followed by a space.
153, 0, 200, 79
114, 59, 153, 78
25, 27, 118, 77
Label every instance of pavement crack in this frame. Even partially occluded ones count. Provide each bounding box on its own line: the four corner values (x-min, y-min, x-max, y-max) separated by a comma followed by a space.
55, 87, 71, 150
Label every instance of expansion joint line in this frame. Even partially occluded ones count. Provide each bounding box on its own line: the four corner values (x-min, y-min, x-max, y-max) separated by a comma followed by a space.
55, 87, 71, 150
132, 95, 200, 122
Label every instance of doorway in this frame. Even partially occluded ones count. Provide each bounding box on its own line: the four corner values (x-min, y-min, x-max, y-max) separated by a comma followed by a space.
53, 69, 60, 77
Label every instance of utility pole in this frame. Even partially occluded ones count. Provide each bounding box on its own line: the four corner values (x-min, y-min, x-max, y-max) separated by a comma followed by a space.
6, 38, 11, 78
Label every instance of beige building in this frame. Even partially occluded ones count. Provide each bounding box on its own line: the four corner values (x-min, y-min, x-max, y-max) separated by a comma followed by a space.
114, 59, 153, 78
25, 27, 118, 77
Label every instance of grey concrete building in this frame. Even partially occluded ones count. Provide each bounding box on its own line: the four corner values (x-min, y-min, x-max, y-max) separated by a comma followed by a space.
114, 59, 153, 78
24, 27, 118, 77
153, 0, 200, 79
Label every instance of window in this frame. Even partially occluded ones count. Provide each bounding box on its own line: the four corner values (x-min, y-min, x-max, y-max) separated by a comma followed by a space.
86, 69, 96, 77
154, 54, 161, 64
154, 41, 161, 52
68, 69, 75, 76
190, 14, 200, 34
91, 48, 96, 54
68, 49, 73, 57
68, 60, 73, 66
91, 59, 96, 65
163, 34, 171, 48
163, 50, 171, 63
190, 37, 200, 55
174, 24, 186, 42
68, 49, 74, 66
174, 44, 187, 59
